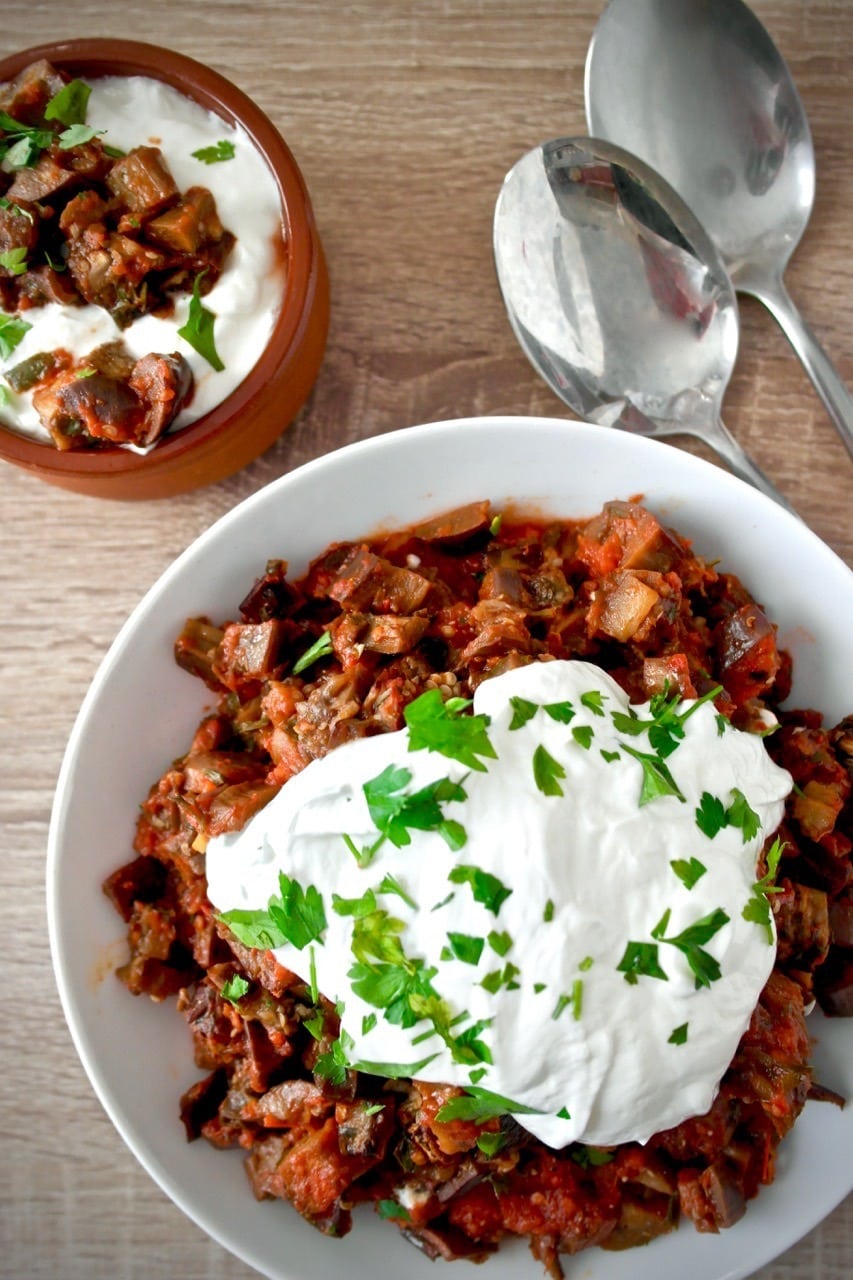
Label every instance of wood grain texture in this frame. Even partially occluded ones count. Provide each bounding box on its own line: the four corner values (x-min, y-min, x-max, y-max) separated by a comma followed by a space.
0, 2, 850, 1277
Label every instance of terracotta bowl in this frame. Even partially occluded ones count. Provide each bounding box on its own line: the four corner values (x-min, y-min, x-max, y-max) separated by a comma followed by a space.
0, 39, 329, 500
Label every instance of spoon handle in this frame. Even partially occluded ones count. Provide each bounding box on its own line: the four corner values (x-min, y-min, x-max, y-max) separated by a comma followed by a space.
748, 276, 853, 461
704, 417, 798, 516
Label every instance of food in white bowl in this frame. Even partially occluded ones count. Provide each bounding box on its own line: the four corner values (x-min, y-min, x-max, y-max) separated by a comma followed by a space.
0, 58, 281, 449
47, 417, 853, 1280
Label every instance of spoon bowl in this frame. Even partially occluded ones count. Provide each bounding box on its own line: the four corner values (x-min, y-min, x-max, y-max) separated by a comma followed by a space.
586, 0, 853, 458
493, 136, 794, 511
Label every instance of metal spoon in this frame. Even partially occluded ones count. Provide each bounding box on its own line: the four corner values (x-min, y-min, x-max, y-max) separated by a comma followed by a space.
585, 0, 853, 459
493, 136, 795, 512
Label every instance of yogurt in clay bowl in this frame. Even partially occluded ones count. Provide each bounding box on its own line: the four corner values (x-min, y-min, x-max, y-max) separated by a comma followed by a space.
0, 40, 329, 499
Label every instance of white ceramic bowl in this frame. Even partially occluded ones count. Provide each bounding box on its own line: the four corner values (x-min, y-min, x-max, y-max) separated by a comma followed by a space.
48, 416, 853, 1280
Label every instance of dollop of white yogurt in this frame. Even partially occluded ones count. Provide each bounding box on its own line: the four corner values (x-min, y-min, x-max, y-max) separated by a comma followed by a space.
206, 659, 792, 1149
0, 76, 283, 444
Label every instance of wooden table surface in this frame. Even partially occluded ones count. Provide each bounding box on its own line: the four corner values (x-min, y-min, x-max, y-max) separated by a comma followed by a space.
1, 2, 850, 1277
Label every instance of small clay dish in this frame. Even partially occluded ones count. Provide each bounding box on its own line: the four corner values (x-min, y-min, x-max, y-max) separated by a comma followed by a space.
0, 39, 329, 499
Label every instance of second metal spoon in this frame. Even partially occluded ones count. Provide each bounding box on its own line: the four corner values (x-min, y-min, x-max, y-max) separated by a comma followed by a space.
493, 137, 795, 513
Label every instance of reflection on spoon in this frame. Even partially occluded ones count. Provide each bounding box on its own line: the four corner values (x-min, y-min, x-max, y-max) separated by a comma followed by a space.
493, 137, 796, 513
586, 0, 853, 460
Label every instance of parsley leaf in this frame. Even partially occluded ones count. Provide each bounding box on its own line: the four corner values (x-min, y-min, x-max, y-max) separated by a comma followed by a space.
404, 688, 497, 771
220, 870, 327, 951
670, 857, 707, 890
292, 629, 333, 673
44, 79, 92, 126
570, 1145, 614, 1168
487, 930, 512, 957
0, 311, 31, 358
220, 974, 249, 1004
742, 836, 785, 943
622, 744, 685, 805
508, 696, 537, 730
376, 1199, 411, 1221
543, 899, 554, 922
435, 1086, 542, 1124
476, 1131, 510, 1156
177, 271, 225, 371
617, 940, 668, 984
0, 246, 27, 276
362, 765, 468, 852
351, 1052, 439, 1079
695, 791, 728, 839
544, 700, 575, 724
361, 1012, 377, 1035
446, 932, 485, 965
571, 725, 594, 750
480, 962, 520, 993
726, 788, 761, 843
192, 139, 237, 164
449, 864, 512, 915
533, 743, 566, 796
580, 690, 606, 716
668, 1023, 688, 1045
314, 1030, 353, 1085
377, 872, 417, 909
652, 906, 730, 988
58, 123, 100, 149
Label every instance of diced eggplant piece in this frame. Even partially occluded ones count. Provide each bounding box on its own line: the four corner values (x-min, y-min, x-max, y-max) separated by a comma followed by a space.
174, 617, 225, 684
329, 546, 432, 614
642, 653, 697, 699
106, 146, 179, 216
206, 782, 279, 837
216, 620, 286, 680
179, 1068, 228, 1140
0, 59, 67, 125
4, 349, 61, 392
459, 599, 532, 663
593, 571, 661, 642
773, 880, 830, 967
67, 227, 169, 325
146, 185, 226, 252
59, 189, 111, 239
129, 351, 193, 445
6, 151, 77, 202
32, 367, 141, 448
102, 854, 167, 922
0, 198, 39, 256
411, 501, 492, 546
714, 603, 781, 705
16, 265, 80, 307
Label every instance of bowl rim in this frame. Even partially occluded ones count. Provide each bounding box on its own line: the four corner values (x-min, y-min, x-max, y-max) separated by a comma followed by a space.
46, 414, 853, 1280
0, 37, 318, 479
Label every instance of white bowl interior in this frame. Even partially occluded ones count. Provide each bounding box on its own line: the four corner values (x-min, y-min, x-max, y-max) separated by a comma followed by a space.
47, 416, 853, 1280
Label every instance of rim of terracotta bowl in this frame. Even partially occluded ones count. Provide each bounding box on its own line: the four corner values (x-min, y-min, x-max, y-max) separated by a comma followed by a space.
0, 38, 324, 492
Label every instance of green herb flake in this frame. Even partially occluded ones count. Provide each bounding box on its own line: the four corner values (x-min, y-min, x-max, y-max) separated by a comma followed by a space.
192, 139, 237, 164
44, 79, 92, 126
668, 1022, 689, 1045
0, 246, 27, 276
622, 744, 685, 805
533, 982, 546, 993
695, 791, 728, 839
308, 944, 319, 1003
404, 687, 497, 772
543, 899, 554, 923
556, 1106, 571, 1120
377, 872, 417, 910
58, 123, 101, 149
508, 695, 538, 730
449, 864, 512, 916
0, 311, 31, 359
489, 513, 502, 537
570, 1144, 613, 1168
578, 955, 594, 971
435, 1085, 542, 1124
350, 1053, 439, 1079
600, 748, 620, 763
580, 689, 605, 716
544, 700, 575, 724
0, 196, 34, 222
476, 1131, 510, 1156
727, 788, 761, 843
487, 930, 512, 957
376, 1198, 411, 1221
652, 906, 730, 988
670, 857, 707, 890
220, 974, 249, 1004
533, 743, 566, 796
571, 725, 594, 750
177, 271, 225, 371
446, 932, 485, 966
362, 1102, 385, 1116
431, 891, 455, 912
362, 765, 468, 855
314, 1031, 353, 1086
617, 940, 668, 985
716, 713, 729, 737
742, 836, 785, 944
303, 1011, 325, 1040
292, 628, 333, 674
219, 869, 327, 951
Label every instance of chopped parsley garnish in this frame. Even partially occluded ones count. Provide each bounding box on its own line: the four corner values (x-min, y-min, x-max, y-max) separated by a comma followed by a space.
0, 246, 27, 276
612, 684, 721, 758
533, 743, 566, 796
362, 1102, 384, 1116
435, 1085, 541, 1124
0, 311, 31, 359
670, 857, 707, 890
220, 974, 249, 1004
578, 955, 594, 971
617, 940, 668, 984
361, 1012, 377, 1035
508, 696, 537, 730
350, 765, 468, 864
543, 700, 575, 724
404, 688, 497, 771
533, 982, 546, 994
351, 1053, 439, 1079
622, 744, 685, 805
44, 79, 92, 126
177, 271, 225, 371
571, 725, 594, 750
580, 689, 606, 716
58, 123, 101, 149
570, 1144, 613, 1168
332, 888, 378, 917
556, 1105, 571, 1120
449, 864, 512, 915
551, 992, 572, 1020
716, 713, 729, 737
308, 944, 319, 1002
377, 872, 417, 909
668, 1022, 689, 1045
303, 1011, 325, 1040
489, 513, 503, 537
292, 629, 333, 673
219, 870, 327, 950
192, 139, 237, 164
695, 787, 760, 843
376, 1199, 411, 1221
476, 1130, 510, 1156
543, 899, 554, 923
0, 196, 33, 221
742, 836, 785, 943
480, 962, 521, 993
314, 1030, 354, 1085
652, 906, 729, 988
487, 930, 512, 957
446, 932, 485, 965
600, 748, 620, 762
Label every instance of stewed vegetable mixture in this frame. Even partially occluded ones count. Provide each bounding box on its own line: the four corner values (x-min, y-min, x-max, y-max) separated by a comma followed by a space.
104, 499, 852, 1275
